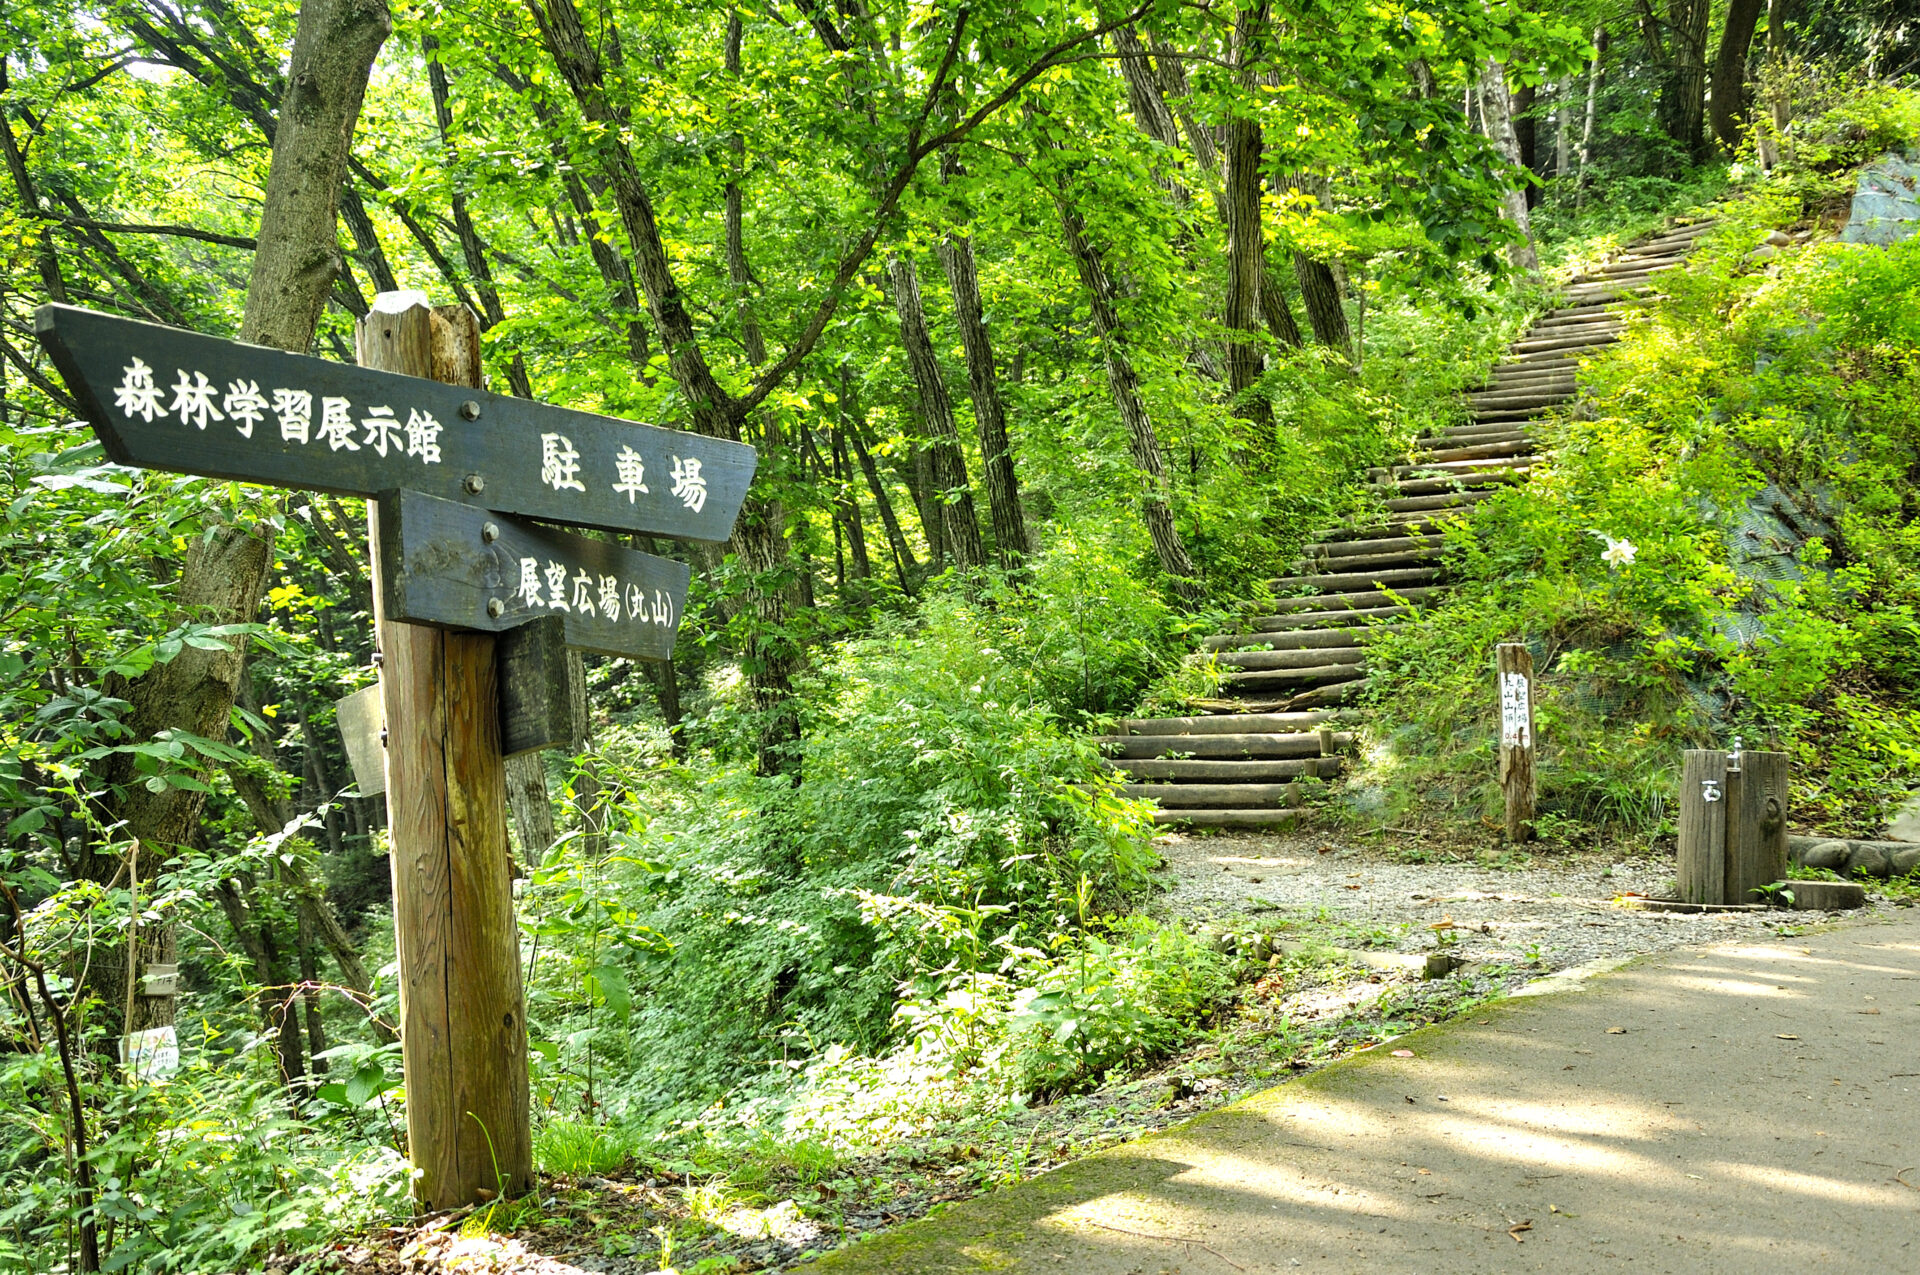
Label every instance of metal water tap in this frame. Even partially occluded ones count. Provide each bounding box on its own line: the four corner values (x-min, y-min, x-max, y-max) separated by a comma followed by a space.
1727, 734, 1744, 774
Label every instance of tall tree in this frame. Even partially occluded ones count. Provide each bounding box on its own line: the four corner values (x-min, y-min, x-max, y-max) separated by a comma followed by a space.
1710, 0, 1767, 150
1222, 2, 1272, 426
1479, 60, 1541, 276
889, 253, 986, 571
95, 0, 392, 1049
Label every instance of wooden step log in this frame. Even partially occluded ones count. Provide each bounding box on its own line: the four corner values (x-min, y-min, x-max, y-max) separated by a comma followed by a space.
1414, 439, 1538, 465
1264, 584, 1444, 613
1242, 603, 1413, 631
1465, 390, 1573, 410
1223, 663, 1369, 691
1379, 470, 1528, 499
1382, 490, 1497, 514
1523, 317, 1625, 337
1508, 332, 1619, 357
1480, 371, 1578, 391
1595, 257, 1684, 276
1099, 732, 1346, 760
1435, 423, 1536, 444
1307, 532, 1446, 558
1114, 759, 1332, 783
1294, 546, 1443, 575
1543, 301, 1636, 320
1122, 782, 1309, 808
1283, 679, 1366, 709
1150, 807, 1302, 828
1120, 711, 1335, 735
1205, 625, 1399, 651
1267, 564, 1442, 593
1217, 646, 1365, 671
1313, 516, 1448, 540
1375, 454, 1534, 480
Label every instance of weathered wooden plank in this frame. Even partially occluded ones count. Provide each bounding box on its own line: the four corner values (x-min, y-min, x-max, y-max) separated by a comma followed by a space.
36, 301, 755, 542
374, 488, 688, 661
363, 300, 530, 1210
336, 682, 387, 798
497, 615, 582, 757
1677, 749, 1729, 905
1724, 750, 1789, 905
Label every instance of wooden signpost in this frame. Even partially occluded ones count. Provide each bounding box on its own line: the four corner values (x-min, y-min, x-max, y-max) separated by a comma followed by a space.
1495, 643, 1536, 842
38, 297, 757, 1210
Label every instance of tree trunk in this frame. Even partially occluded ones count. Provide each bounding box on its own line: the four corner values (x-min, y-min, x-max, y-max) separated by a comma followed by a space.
888, 255, 985, 572
1659, 0, 1713, 161
1291, 252, 1351, 353
724, 12, 767, 367
1223, 3, 1271, 426
828, 423, 875, 583
424, 36, 533, 396
88, 0, 390, 1051
1577, 28, 1606, 212
1710, 0, 1766, 150
1049, 191, 1204, 607
1480, 60, 1541, 276
1513, 81, 1539, 206
937, 228, 1030, 569
841, 379, 919, 594
505, 754, 557, 862
1555, 83, 1574, 176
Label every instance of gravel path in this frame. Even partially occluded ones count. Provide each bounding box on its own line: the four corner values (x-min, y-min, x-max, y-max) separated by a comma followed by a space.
1144, 830, 1828, 970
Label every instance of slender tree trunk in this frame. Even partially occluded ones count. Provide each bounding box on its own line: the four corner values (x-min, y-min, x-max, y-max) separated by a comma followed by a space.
505, 754, 557, 862
1480, 60, 1541, 276
1555, 83, 1574, 176
841, 377, 919, 594
424, 37, 533, 396
937, 225, 1030, 569
1660, 0, 1713, 160
828, 423, 874, 582
0, 62, 70, 305
1710, 0, 1766, 149
888, 255, 985, 572
1513, 81, 1539, 206
1049, 190, 1204, 607
724, 12, 767, 367
1577, 28, 1606, 211
1223, 3, 1271, 426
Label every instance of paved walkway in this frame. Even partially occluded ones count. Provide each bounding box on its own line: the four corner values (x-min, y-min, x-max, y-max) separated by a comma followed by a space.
811, 913, 1920, 1273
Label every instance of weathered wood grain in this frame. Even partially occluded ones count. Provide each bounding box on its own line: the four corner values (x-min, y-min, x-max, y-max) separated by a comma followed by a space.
1497, 644, 1536, 843
1725, 750, 1789, 905
1677, 749, 1729, 904
362, 299, 530, 1208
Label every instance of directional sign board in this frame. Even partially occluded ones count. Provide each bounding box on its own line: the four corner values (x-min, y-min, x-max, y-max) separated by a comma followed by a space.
36, 303, 755, 543
376, 489, 688, 661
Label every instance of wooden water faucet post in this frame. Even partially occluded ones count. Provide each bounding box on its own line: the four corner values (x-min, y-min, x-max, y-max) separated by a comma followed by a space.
1496, 643, 1535, 842
1678, 742, 1789, 905
358, 296, 531, 1208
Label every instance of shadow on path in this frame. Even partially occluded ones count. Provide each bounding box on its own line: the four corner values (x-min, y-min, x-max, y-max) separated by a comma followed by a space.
808, 916, 1920, 1273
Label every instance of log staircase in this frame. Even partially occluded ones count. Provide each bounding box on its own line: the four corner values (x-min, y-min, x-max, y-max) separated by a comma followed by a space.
1102, 220, 1718, 828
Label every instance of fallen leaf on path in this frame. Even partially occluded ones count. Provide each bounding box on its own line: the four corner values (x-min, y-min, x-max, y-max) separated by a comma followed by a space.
1606, 1026, 1627, 1034
1859, 1008, 1881, 1015
1391, 1049, 1415, 1058
1777, 1034, 1800, 1040
1508, 1221, 1533, 1242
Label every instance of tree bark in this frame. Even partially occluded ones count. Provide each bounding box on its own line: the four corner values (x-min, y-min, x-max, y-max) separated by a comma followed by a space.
1512, 81, 1539, 205
828, 422, 874, 583
243, 0, 392, 354
888, 255, 985, 572
505, 754, 557, 862
1291, 252, 1350, 353
724, 12, 767, 367
937, 226, 1030, 569
1049, 189, 1204, 608
1577, 28, 1606, 211
1223, 3, 1271, 426
1710, 0, 1766, 149
1480, 60, 1541, 276
1655, 0, 1713, 161
841, 378, 919, 594
424, 36, 533, 396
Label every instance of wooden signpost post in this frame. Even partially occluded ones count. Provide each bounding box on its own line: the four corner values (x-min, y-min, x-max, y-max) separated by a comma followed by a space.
1495, 643, 1536, 843
38, 297, 756, 1209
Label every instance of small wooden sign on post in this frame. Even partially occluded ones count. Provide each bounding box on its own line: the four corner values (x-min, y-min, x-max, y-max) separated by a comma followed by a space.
38, 297, 758, 1210
1496, 643, 1536, 842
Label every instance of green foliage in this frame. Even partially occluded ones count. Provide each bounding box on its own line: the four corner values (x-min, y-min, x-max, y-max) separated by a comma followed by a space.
1364, 115, 1920, 840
